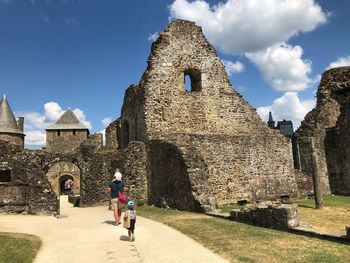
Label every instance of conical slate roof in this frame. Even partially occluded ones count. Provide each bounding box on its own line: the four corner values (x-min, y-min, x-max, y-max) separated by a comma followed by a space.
268, 111, 274, 122
46, 108, 88, 130
0, 95, 24, 134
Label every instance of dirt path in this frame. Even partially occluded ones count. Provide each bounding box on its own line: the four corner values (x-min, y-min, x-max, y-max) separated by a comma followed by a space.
0, 196, 228, 263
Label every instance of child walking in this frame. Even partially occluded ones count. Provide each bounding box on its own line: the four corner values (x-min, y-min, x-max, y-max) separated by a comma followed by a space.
124, 200, 136, 241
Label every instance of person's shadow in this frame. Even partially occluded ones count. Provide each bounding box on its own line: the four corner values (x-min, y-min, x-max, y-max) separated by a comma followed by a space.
119, 235, 129, 241
102, 220, 115, 225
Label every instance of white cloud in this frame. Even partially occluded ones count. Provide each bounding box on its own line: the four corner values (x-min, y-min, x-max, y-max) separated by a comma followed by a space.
15, 102, 92, 148
148, 32, 159, 42
23, 112, 47, 130
44, 102, 64, 122
247, 43, 312, 92
73, 108, 92, 129
169, 0, 328, 55
25, 131, 46, 147
222, 59, 244, 75
326, 56, 350, 70
169, 0, 326, 93
257, 92, 316, 129
101, 117, 112, 127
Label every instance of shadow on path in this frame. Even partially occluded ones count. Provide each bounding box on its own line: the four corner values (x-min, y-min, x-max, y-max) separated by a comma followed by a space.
120, 235, 130, 241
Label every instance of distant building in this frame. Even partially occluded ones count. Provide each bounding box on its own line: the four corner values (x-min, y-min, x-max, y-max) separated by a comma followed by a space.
45, 108, 89, 153
276, 120, 294, 137
267, 111, 294, 137
0, 95, 25, 148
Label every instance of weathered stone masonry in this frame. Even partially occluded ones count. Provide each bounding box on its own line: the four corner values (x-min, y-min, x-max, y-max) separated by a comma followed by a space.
2, 19, 317, 214
0, 137, 149, 214
0, 141, 58, 214
121, 20, 299, 210
297, 67, 350, 195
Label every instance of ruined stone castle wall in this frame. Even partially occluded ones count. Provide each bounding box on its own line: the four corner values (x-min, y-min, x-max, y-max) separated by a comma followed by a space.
0, 133, 24, 149
0, 135, 148, 214
0, 140, 58, 214
120, 85, 145, 148
105, 119, 120, 150
136, 20, 267, 141
46, 129, 88, 153
78, 140, 148, 206
297, 67, 350, 195
324, 67, 350, 195
147, 132, 298, 211
46, 161, 81, 196
120, 20, 298, 210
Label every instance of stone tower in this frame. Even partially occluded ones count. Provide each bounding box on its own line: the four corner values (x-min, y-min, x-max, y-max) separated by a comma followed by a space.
45, 108, 89, 153
120, 20, 298, 210
0, 95, 25, 148
267, 111, 275, 129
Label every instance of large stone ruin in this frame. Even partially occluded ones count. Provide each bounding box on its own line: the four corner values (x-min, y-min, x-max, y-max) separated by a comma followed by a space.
1, 19, 315, 214
297, 66, 350, 195
119, 19, 299, 210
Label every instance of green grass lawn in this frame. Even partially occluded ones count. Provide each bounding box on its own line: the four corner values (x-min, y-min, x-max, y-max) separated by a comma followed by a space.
138, 204, 350, 263
0, 232, 41, 263
293, 195, 350, 208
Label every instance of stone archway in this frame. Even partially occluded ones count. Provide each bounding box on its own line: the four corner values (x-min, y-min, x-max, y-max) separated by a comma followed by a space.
46, 161, 81, 196
59, 174, 74, 195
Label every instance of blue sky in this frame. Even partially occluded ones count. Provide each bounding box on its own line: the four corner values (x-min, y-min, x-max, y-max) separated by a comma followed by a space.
0, 0, 349, 148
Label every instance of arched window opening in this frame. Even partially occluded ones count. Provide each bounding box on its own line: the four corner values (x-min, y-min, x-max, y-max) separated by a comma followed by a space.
73, 130, 76, 136
184, 69, 202, 92
57, 130, 61, 137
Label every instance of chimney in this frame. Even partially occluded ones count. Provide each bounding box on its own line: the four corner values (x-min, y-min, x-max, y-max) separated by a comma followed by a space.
17, 117, 24, 132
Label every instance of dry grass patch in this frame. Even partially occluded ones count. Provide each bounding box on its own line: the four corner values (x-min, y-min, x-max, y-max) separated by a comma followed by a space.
138, 206, 350, 263
294, 195, 350, 235
298, 206, 350, 235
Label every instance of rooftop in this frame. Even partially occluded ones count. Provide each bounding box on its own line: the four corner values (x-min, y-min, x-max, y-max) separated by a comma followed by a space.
0, 95, 24, 135
46, 108, 89, 131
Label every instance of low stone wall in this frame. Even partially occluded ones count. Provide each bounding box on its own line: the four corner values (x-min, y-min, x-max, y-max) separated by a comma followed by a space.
229, 202, 299, 230
0, 183, 28, 213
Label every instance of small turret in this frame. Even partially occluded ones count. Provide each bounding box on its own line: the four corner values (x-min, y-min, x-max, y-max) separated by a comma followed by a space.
0, 95, 25, 148
267, 111, 275, 129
